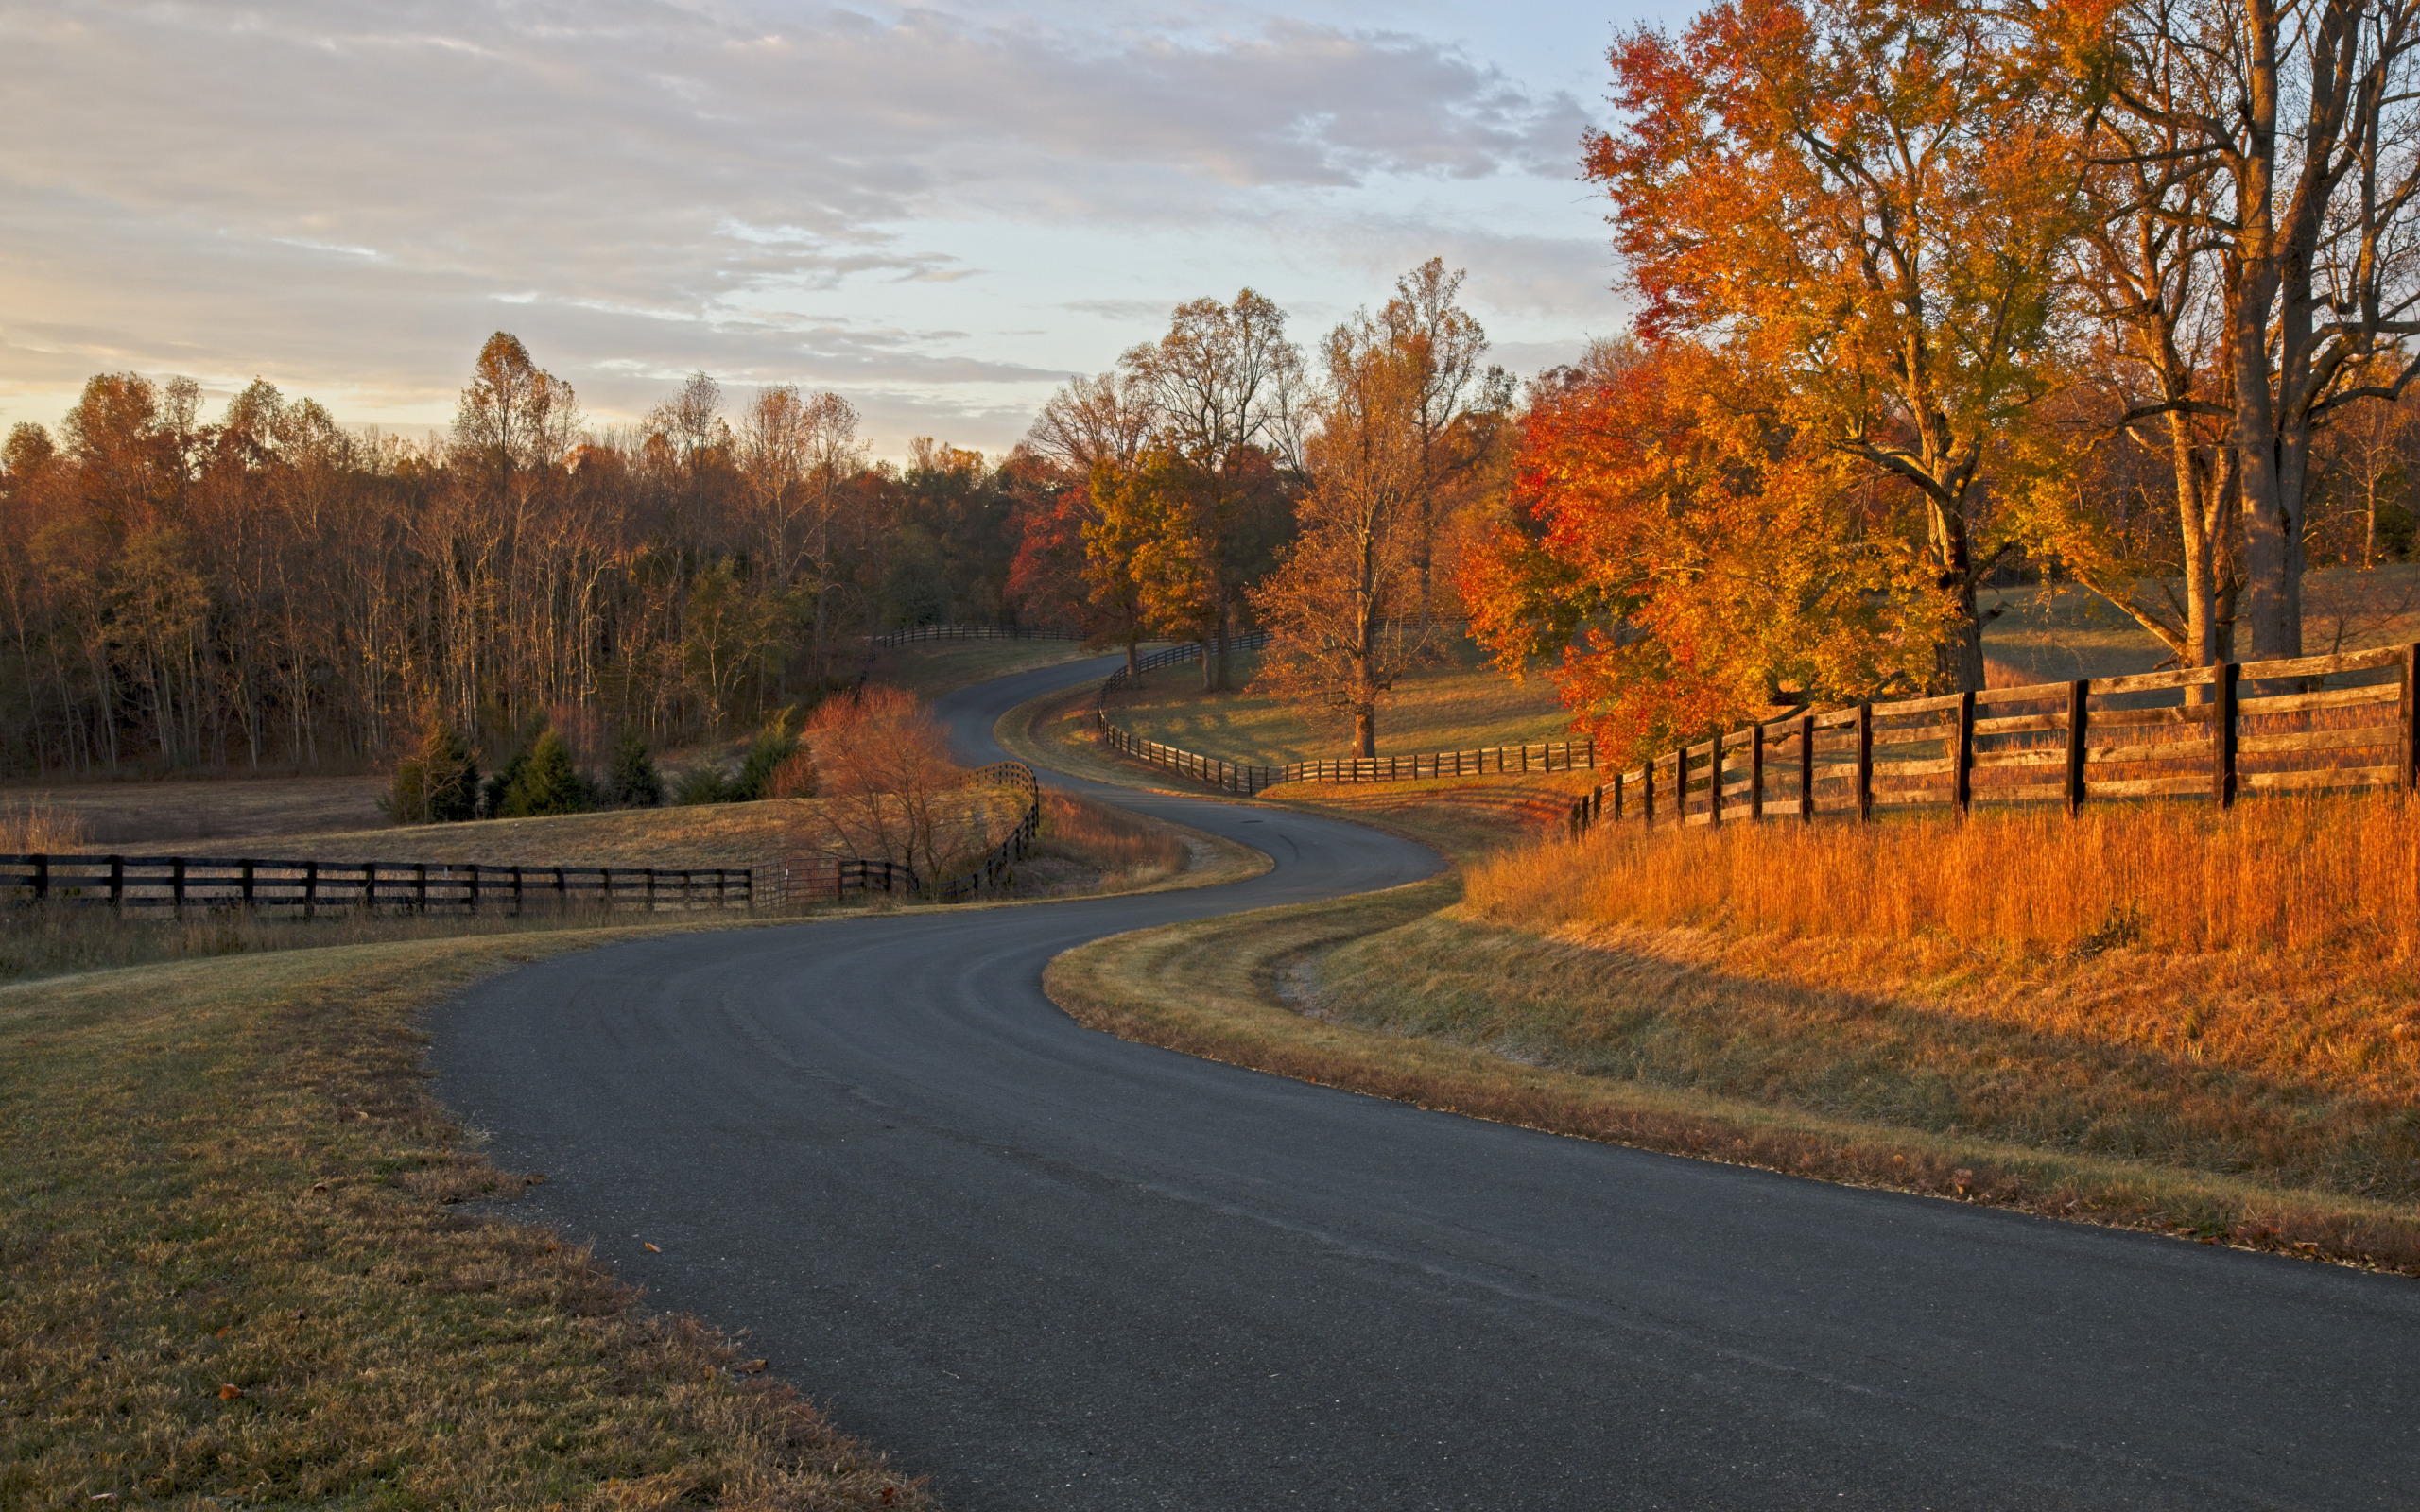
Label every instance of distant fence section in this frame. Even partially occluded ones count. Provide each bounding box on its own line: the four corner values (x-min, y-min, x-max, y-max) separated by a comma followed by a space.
4, 761, 1050, 916
1564, 644, 2420, 839
1094, 632, 1593, 794
874, 625, 1082, 646
0, 854, 755, 916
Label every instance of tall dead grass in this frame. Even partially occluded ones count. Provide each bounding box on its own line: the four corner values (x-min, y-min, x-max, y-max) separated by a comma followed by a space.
0, 800, 91, 853
1471, 793, 2420, 955
1033, 791, 1188, 888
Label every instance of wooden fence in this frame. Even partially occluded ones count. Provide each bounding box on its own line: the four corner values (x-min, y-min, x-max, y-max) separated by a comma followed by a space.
874, 624, 1082, 646
3, 760, 1047, 916
1563, 644, 2420, 838
0, 855, 754, 916
1093, 632, 1595, 794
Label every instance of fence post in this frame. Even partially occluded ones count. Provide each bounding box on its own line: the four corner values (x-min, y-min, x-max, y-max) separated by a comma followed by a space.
555, 867, 567, 907
511, 865, 524, 916
602, 866, 614, 914
2066, 680, 2089, 816
1707, 738, 1723, 827
415, 862, 428, 913
31, 852, 48, 902
1954, 691, 1976, 816
1614, 769, 1625, 821
468, 866, 480, 914
239, 858, 254, 911
360, 862, 374, 912
1855, 704, 1875, 823
305, 859, 319, 920
2214, 662, 2240, 808
2406, 643, 2420, 791
110, 854, 124, 912
1798, 714, 1815, 821
172, 856, 186, 917
1642, 757, 1657, 824
1747, 724, 1764, 821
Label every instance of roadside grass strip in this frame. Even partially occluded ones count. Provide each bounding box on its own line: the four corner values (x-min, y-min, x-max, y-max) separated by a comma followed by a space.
0, 928, 938, 1510
1045, 872, 2420, 1278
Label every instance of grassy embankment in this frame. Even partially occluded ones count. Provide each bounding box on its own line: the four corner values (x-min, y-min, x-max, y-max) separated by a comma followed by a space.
1, 923, 938, 1509
1022, 618, 2420, 1272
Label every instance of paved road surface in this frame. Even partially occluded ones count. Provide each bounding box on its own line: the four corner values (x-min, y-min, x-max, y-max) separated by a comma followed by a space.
430, 656, 2419, 1508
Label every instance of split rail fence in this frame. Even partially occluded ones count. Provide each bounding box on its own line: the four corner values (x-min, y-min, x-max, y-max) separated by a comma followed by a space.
0, 855, 754, 917
874, 624, 1083, 646
1564, 644, 2420, 838
6, 762, 1050, 916
1095, 633, 1595, 795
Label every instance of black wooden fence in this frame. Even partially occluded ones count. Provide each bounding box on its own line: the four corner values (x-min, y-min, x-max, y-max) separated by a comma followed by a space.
0, 854, 753, 916
874, 625, 1082, 646
5, 760, 1048, 916
1092, 632, 1595, 794
1564, 644, 2420, 838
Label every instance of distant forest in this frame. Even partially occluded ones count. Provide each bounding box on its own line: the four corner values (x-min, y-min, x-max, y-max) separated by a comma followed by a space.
0, 335, 1038, 779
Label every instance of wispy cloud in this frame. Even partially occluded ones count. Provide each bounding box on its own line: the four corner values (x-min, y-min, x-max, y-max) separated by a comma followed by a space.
0, 1, 1618, 455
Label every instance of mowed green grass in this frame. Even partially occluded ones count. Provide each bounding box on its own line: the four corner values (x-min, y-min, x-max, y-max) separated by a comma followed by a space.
1110, 638, 1570, 764
0, 930, 932, 1509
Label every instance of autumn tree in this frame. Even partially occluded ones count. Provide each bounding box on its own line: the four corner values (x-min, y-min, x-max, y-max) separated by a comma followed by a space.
1463, 341, 1948, 766
1374, 260, 1512, 620
1595, 0, 2084, 692
1112, 291, 1306, 689
804, 686, 982, 882
1250, 308, 1439, 756
2076, 0, 2420, 656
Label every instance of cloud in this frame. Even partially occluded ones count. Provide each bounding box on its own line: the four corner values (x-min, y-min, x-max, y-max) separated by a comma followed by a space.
0, 1, 1610, 454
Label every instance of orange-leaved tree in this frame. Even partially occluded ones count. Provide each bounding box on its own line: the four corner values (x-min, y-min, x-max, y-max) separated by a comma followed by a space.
1248, 307, 1441, 756
1593, 0, 2084, 692
804, 686, 987, 884
1462, 340, 1947, 769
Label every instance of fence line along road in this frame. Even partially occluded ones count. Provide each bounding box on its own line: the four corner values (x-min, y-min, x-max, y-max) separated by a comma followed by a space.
0, 854, 756, 916
5, 761, 1048, 915
1564, 643, 2420, 838
874, 624, 1084, 646
1092, 632, 1595, 795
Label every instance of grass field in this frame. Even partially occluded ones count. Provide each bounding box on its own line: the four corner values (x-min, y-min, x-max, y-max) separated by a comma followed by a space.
1978, 562, 2420, 684
870, 636, 1113, 702
0, 924, 936, 1510
1107, 636, 1569, 763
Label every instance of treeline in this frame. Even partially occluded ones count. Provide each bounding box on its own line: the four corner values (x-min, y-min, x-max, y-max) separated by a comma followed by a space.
0, 335, 1028, 778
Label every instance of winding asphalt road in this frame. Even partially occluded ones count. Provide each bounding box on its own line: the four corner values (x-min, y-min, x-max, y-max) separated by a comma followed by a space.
431, 656, 2420, 1509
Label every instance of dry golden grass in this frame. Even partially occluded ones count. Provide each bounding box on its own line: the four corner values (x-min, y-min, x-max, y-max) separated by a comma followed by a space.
0, 775, 391, 848
1046, 881, 2420, 1272
0, 799, 92, 853
1020, 791, 1190, 896
0, 929, 935, 1510
1472, 793, 2420, 955
872, 637, 1106, 701
1109, 638, 1569, 764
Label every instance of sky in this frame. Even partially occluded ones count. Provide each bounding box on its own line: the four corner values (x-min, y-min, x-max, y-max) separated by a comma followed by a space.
2, 1, 1695, 461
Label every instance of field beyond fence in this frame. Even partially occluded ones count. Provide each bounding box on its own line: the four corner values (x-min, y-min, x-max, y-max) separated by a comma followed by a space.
1094, 632, 1595, 793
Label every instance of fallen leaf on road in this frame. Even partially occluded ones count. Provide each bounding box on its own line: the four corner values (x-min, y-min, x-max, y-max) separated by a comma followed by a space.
644, 1243, 661, 1252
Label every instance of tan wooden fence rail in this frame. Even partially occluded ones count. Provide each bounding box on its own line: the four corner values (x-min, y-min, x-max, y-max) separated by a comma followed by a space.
874, 624, 1082, 646
0, 854, 756, 916
1093, 632, 1595, 794
1563, 644, 2420, 839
